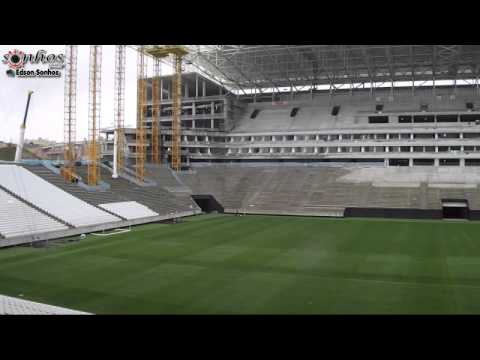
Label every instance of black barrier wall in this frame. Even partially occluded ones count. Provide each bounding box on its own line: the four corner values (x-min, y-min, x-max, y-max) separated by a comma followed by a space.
344, 207, 443, 219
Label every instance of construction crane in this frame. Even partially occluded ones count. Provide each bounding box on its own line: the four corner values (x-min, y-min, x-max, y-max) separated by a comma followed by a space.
14, 90, 34, 163
87, 45, 102, 186
62, 45, 78, 182
146, 46, 188, 171
113, 45, 126, 178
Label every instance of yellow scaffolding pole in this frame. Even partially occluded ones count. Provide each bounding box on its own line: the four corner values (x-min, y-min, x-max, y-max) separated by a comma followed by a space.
87, 45, 102, 186
171, 54, 182, 171
145, 46, 188, 171
114, 45, 126, 173
62, 45, 77, 182
136, 46, 147, 182
151, 58, 161, 164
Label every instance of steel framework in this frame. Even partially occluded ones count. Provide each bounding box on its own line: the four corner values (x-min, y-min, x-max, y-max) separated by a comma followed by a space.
62, 45, 77, 182
183, 45, 480, 94
145, 46, 188, 171
136, 46, 147, 182
114, 45, 126, 173
151, 58, 161, 163
87, 45, 102, 186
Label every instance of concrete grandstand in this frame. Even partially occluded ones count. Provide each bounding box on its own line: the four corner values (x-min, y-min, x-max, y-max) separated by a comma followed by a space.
3, 45, 480, 248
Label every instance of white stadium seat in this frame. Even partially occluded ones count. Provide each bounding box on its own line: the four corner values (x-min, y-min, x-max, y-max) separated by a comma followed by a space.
98, 201, 159, 220
0, 165, 120, 228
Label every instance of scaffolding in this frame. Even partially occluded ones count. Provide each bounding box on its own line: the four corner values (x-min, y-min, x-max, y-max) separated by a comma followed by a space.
136, 46, 147, 182
151, 58, 161, 164
145, 46, 188, 171
114, 45, 126, 173
87, 45, 102, 186
62, 45, 77, 182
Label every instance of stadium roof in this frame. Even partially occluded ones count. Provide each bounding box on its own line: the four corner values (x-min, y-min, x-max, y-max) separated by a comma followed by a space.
181, 45, 480, 95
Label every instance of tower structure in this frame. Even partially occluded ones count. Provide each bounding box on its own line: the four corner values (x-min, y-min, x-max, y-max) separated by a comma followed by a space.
87, 45, 102, 186
113, 45, 126, 177
145, 46, 188, 171
63, 45, 78, 182
136, 46, 147, 182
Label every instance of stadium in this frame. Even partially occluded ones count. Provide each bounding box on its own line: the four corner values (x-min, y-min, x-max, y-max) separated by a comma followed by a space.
2, 45, 480, 314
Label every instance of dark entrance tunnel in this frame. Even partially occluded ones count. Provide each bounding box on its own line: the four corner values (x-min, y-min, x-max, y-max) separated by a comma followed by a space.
442, 199, 469, 220
191, 195, 224, 213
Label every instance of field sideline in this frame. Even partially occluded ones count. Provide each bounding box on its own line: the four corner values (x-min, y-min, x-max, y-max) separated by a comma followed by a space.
1, 214, 480, 314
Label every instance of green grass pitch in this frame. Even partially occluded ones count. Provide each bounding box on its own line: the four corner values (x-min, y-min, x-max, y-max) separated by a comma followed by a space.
1, 214, 480, 314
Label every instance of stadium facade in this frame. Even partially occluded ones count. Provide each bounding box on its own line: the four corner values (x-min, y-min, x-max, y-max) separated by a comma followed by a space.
101, 79, 480, 167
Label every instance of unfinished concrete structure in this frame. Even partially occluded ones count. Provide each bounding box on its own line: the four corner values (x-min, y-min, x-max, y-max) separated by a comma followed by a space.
101, 45, 480, 169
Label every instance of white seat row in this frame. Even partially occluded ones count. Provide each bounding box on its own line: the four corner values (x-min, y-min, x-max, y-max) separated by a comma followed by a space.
98, 201, 159, 220
0, 295, 90, 315
0, 188, 68, 238
0, 165, 120, 227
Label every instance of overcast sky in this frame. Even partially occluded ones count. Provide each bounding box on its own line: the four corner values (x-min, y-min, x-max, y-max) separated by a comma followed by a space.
0, 45, 174, 143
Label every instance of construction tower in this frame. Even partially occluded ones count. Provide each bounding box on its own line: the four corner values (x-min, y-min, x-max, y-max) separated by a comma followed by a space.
114, 45, 126, 176
62, 45, 78, 182
87, 45, 102, 186
151, 58, 161, 164
136, 46, 148, 182
145, 46, 188, 171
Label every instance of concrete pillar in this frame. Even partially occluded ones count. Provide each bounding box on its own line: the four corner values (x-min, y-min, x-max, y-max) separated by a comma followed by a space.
386, 147, 390, 153
409, 158, 413, 167
283, 136, 287, 142
160, 79, 163, 100
291, 148, 295, 153
410, 133, 414, 140
280, 147, 285, 153
316, 134, 320, 141
410, 146, 414, 152
314, 147, 319, 154
294, 135, 298, 141
327, 134, 331, 141
195, 74, 199, 98
303, 147, 307, 153
434, 158, 439, 166
460, 158, 465, 167
207, 148, 211, 155
211, 102, 214, 115
270, 148, 274, 153
205, 136, 209, 143
202, 81, 206, 97
227, 148, 231, 155
384, 158, 389, 167
361, 147, 365, 153
460, 133, 464, 139
435, 146, 439, 153
386, 133, 390, 140
192, 120, 196, 129
211, 119, 215, 129
435, 133, 439, 139
248, 148, 252, 154
185, 83, 189, 98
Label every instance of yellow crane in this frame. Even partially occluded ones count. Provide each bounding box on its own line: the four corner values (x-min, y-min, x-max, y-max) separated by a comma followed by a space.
145, 46, 188, 171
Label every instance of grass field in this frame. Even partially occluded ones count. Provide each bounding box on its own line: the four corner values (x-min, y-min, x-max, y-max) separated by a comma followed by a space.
2, 214, 480, 314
